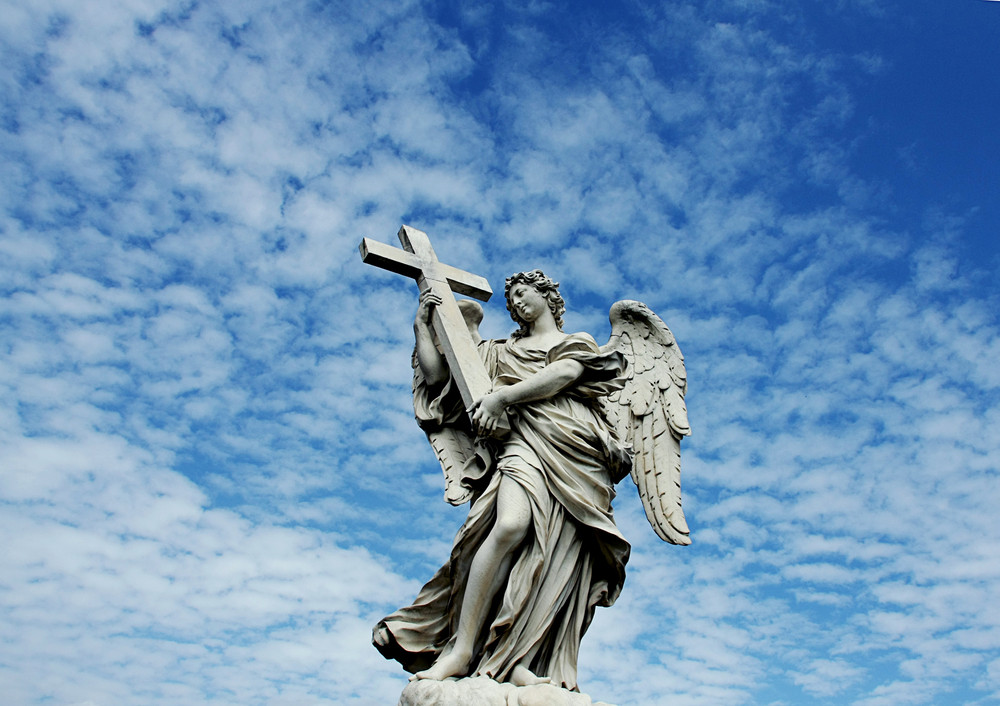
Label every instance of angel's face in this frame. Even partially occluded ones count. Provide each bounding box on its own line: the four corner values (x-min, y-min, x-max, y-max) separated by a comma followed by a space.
508, 284, 548, 324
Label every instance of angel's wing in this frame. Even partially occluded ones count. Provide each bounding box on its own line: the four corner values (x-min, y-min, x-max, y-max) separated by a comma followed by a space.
412, 356, 477, 506
601, 301, 692, 545
425, 426, 477, 505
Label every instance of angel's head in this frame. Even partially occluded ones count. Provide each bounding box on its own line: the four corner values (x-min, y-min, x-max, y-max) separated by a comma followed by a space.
504, 270, 565, 339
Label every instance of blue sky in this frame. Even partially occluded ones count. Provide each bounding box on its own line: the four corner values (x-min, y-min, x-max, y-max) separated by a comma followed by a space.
2, 1, 999, 705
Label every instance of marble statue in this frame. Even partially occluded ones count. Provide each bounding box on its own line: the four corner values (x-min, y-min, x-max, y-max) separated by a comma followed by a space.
360, 226, 690, 699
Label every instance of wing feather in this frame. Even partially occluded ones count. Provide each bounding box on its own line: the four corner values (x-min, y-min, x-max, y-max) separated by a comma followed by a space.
603, 300, 691, 545
412, 350, 478, 506
426, 426, 476, 505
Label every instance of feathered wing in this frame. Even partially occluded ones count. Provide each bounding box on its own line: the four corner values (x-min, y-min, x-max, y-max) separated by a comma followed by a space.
412, 352, 477, 506
425, 426, 477, 505
601, 301, 692, 545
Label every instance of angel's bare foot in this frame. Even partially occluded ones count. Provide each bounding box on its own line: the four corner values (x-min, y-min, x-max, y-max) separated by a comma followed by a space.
410, 650, 471, 682
511, 664, 551, 686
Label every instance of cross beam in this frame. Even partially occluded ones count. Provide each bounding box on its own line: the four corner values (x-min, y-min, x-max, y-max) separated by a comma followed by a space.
360, 225, 510, 436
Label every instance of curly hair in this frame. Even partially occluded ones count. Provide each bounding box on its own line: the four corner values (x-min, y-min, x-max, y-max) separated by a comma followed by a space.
505, 270, 566, 339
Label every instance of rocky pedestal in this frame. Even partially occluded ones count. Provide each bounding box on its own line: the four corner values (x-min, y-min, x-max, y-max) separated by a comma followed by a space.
398, 676, 615, 706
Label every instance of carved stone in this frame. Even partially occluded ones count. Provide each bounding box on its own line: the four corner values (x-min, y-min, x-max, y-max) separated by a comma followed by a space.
360, 228, 692, 701
360, 225, 510, 436
398, 676, 615, 706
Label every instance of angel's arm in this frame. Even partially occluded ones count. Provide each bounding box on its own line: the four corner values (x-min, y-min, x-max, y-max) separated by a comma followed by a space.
470, 359, 584, 434
414, 291, 448, 386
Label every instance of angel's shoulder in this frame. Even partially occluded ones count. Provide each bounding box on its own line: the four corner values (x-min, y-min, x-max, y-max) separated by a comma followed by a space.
538, 332, 598, 363
559, 331, 600, 351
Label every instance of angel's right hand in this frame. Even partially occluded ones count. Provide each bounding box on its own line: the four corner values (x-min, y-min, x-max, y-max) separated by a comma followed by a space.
416, 290, 442, 325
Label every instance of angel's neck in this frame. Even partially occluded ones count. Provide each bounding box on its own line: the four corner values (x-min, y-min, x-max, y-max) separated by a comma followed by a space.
526, 314, 560, 338
521, 319, 565, 350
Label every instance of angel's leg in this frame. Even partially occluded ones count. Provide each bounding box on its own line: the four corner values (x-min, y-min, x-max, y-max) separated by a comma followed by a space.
411, 474, 531, 681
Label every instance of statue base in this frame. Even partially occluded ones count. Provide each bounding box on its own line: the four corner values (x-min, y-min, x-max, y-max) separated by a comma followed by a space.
398, 676, 615, 706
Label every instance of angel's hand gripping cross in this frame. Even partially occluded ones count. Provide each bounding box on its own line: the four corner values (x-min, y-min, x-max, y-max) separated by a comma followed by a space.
359, 225, 510, 436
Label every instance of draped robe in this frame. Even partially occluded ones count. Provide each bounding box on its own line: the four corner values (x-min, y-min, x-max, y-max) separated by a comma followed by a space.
374, 333, 631, 691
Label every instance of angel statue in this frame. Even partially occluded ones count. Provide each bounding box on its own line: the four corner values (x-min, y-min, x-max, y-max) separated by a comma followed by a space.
372, 266, 691, 693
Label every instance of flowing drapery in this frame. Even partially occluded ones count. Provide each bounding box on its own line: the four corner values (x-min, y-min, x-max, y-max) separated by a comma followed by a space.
374, 334, 631, 691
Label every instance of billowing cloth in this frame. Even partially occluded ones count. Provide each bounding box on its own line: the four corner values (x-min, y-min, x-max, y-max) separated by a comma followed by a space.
374, 333, 631, 691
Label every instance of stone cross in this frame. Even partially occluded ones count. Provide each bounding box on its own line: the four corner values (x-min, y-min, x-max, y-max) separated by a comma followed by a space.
359, 225, 510, 435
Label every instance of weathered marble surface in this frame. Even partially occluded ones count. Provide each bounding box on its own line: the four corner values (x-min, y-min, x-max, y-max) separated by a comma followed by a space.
363, 228, 692, 698
360, 225, 510, 436
398, 676, 615, 706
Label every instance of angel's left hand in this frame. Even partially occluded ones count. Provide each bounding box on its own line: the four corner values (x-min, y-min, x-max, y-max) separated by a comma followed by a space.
470, 391, 507, 435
